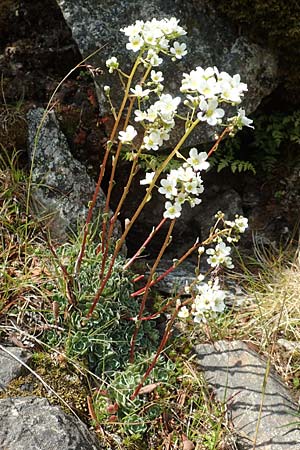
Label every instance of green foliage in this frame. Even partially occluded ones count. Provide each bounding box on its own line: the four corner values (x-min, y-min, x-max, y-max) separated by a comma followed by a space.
210, 110, 300, 174
45, 240, 159, 375
250, 110, 300, 172
43, 239, 182, 438
209, 135, 256, 174
93, 354, 176, 436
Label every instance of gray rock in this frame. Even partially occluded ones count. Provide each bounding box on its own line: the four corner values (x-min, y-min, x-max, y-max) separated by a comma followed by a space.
151, 259, 250, 309
122, 174, 244, 259
194, 186, 243, 239
0, 347, 31, 392
0, 396, 106, 450
195, 340, 300, 449
56, 0, 277, 147
27, 108, 121, 242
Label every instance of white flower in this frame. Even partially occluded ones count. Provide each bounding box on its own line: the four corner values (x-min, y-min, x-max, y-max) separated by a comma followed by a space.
178, 306, 190, 318
146, 49, 163, 66
145, 105, 159, 122
170, 41, 187, 59
236, 109, 254, 129
106, 56, 119, 73
181, 69, 201, 92
157, 36, 169, 51
151, 94, 181, 125
126, 34, 144, 52
118, 125, 137, 143
160, 17, 186, 36
176, 166, 195, 182
130, 84, 150, 97
189, 197, 202, 207
194, 293, 215, 312
158, 128, 170, 142
184, 179, 199, 195
143, 27, 163, 46
143, 130, 162, 151
103, 85, 110, 94
159, 178, 178, 199
197, 77, 220, 99
134, 110, 147, 122
186, 148, 210, 171
219, 73, 248, 104
212, 294, 226, 313
151, 70, 164, 84
163, 201, 182, 219
121, 20, 144, 37
193, 280, 226, 318
176, 192, 187, 205
140, 172, 155, 185
206, 241, 234, 269
181, 66, 216, 93
234, 215, 248, 233
197, 97, 225, 126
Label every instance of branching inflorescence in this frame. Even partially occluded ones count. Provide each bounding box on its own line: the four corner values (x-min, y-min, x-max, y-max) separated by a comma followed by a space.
75, 17, 253, 398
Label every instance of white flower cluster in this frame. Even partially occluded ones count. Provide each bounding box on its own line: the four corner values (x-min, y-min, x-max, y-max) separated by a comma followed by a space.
155, 148, 209, 219
137, 93, 181, 150
177, 213, 249, 322
224, 215, 249, 234
178, 277, 226, 322
204, 214, 249, 268
181, 66, 252, 127
206, 241, 234, 269
120, 17, 187, 64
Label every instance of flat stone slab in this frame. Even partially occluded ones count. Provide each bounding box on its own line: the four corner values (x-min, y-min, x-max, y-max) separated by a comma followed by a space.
0, 396, 106, 450
0, 346, 31, 392
195, 340, 300, 450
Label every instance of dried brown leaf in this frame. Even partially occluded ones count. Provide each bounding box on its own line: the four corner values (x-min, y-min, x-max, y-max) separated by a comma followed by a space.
182, 434, 195, 450
137, 382, 160, 395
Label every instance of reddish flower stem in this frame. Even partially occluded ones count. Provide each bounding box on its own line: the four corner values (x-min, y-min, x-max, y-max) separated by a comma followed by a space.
129, 219, 175, 362
131, 239, 201, 297
124, 217, 167, 270
207, 127, 230, 158
130, 297, 191, 400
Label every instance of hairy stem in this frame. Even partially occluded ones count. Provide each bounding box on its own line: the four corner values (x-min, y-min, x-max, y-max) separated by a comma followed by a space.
129, 219, 175, 362
75, 56, 141, 275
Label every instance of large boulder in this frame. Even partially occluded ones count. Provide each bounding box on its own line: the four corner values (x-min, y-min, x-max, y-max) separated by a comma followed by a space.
56, 0, 278, 146
27, 107, 121, 243
0, 396, 107, 450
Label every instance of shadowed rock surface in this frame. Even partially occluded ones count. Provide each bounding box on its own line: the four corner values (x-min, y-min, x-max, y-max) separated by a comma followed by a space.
195, 340, 300, 449
56, 0, 278, 146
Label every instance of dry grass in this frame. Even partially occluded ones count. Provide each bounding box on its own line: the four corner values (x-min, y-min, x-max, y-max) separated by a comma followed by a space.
0, 154, 53, 343
218, 238, 300, 398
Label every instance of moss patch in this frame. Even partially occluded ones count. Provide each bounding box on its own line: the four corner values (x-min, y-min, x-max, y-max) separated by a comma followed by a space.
209, 0, 300, 105
0, 352, 90, 422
